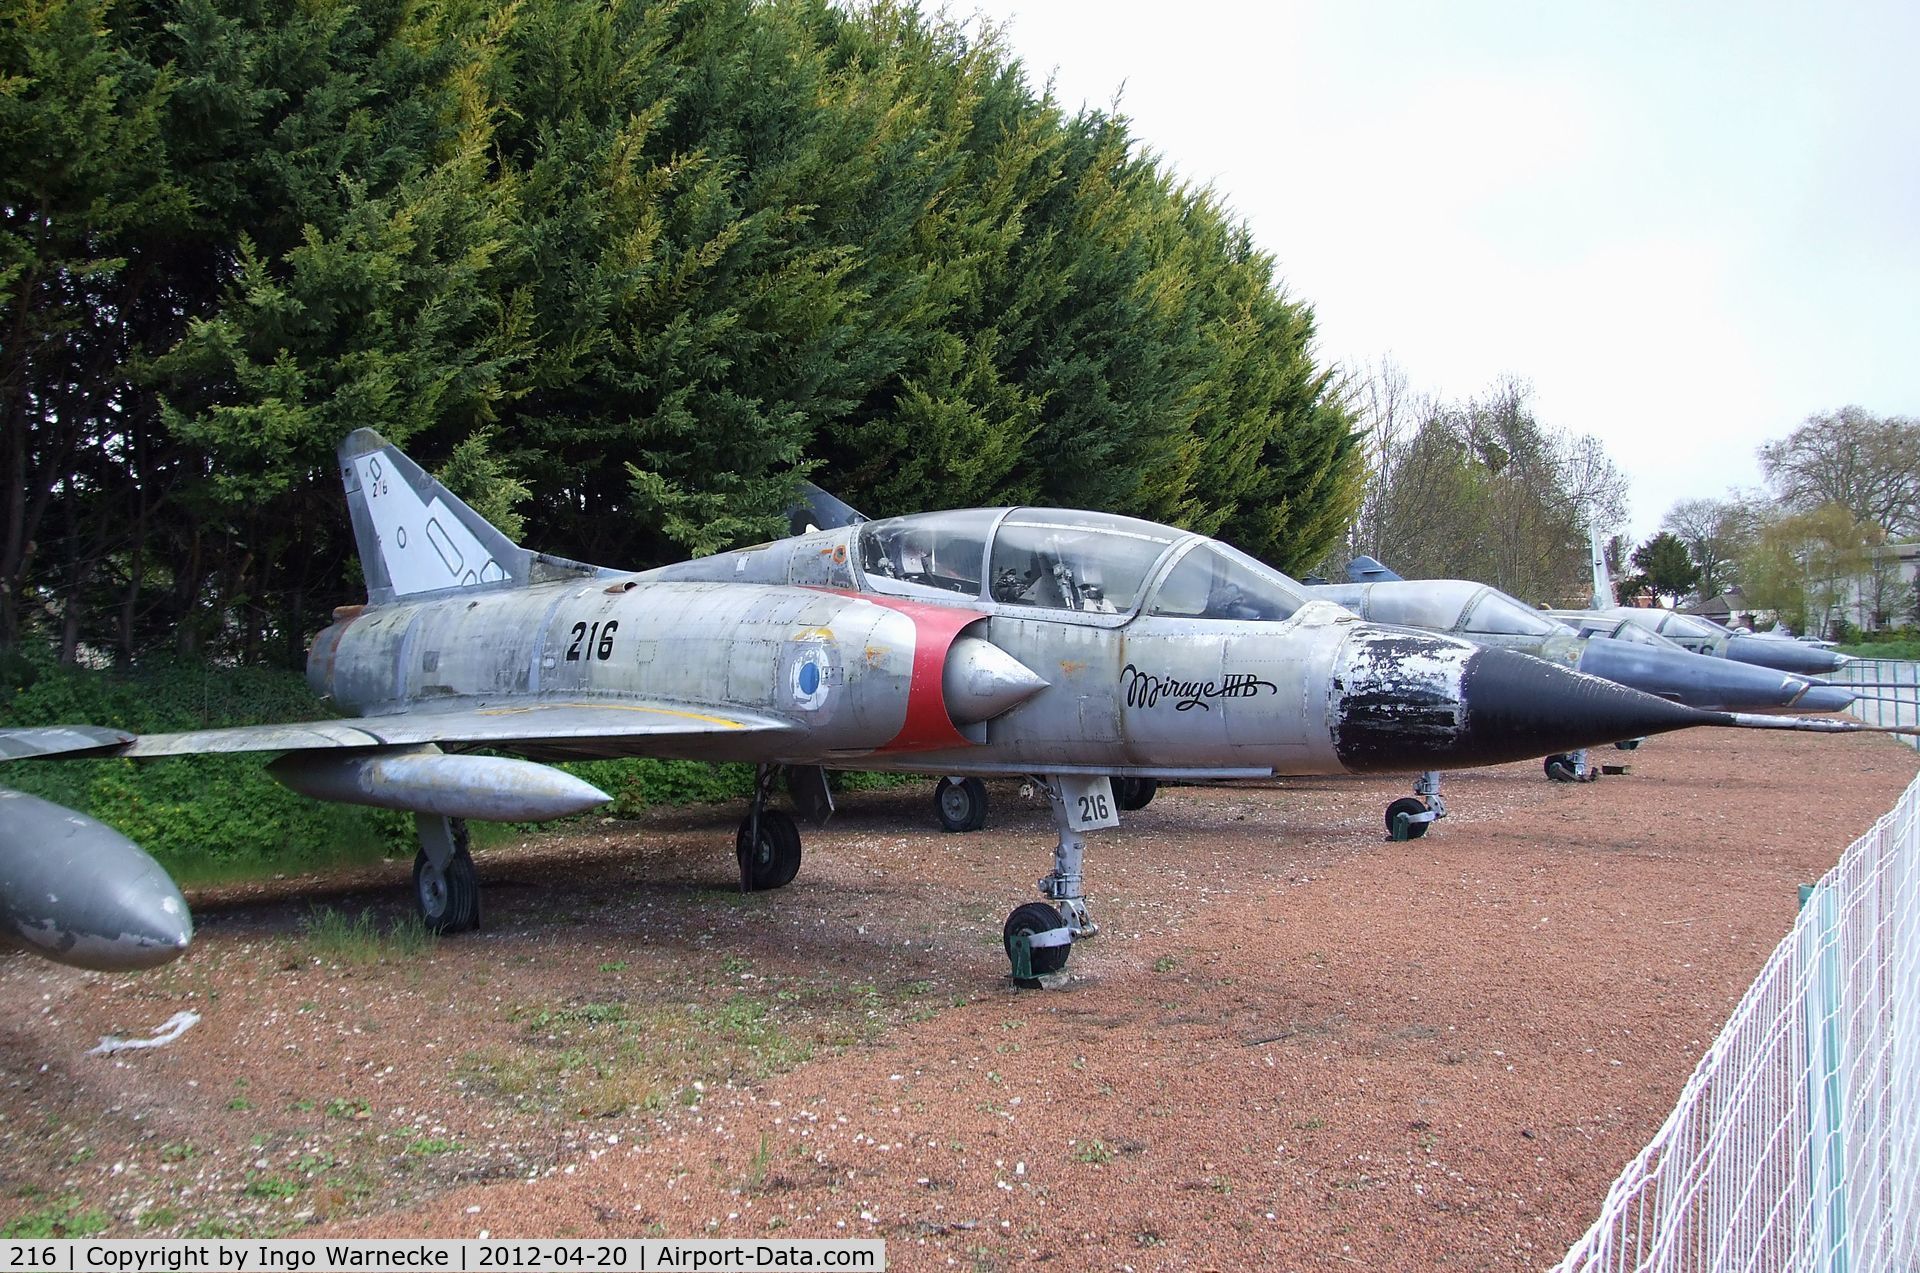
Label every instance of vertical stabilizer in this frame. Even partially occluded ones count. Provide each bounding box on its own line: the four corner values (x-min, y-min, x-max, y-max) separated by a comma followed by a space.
339, 430, 612, 603
1346, 555, 1405, 584
1590, 525, 1617, 609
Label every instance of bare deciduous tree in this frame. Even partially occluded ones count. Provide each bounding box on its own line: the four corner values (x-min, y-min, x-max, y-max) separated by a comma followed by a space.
1661, 494, 1761, 599
1759, 407, 1920, 536
1347, 369, 1627, 602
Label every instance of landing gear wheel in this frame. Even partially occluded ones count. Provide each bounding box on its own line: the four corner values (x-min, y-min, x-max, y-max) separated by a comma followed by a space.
1003, 901, 1072, 987
414, 840, 480, 934
934, 777, 989, 833
1544, 755, 1579, 783
1113, 777, 1158, 811
736, 809, 803, 890
1385, 797, 1430, 841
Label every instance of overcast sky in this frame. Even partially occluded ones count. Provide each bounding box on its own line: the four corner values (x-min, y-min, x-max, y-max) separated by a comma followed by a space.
962, 0, 1920, 542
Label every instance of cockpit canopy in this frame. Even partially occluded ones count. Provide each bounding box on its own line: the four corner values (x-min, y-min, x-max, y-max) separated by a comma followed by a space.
1640, 610, 1731, 641
1315, 580, 1568, 639
856, 509, 1309, 621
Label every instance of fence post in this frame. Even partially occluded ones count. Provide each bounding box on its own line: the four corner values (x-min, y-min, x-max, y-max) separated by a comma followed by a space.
1800, 881, 1849, 1273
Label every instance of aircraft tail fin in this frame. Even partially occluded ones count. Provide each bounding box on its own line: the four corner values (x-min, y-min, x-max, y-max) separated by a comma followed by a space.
1589, 525, 1616, 609
339, 429, 614, 604
1346, 555, 1404, 584
788, 481, 868, 536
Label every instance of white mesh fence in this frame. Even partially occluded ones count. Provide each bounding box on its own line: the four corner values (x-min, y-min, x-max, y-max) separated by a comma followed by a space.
1555, 768, 1920, 1272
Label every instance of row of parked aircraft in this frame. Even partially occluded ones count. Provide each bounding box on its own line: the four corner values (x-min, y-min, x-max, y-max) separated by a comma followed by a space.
0, 432, 1902, 983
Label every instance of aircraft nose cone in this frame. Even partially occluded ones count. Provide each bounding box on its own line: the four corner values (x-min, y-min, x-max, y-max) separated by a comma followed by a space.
942, 636, 1048, 725
1724, 633, 1848, 675
0, 789, 194, 971
1792, 683, 1857, 713
1332, 632, 1708, 773
1574, 636, 1822, 711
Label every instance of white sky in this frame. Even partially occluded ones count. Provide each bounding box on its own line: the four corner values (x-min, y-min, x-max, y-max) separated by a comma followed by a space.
961, 0, 1920, 543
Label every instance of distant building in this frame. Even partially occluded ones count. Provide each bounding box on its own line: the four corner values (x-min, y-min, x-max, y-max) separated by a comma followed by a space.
1682, 585, 1769, 632
1836, 541, 1920, 631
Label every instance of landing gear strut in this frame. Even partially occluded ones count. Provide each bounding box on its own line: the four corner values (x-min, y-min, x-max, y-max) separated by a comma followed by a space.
1385, 771, 1447, 841
1545, 749, 1598, 783
414, 814, 480, 932
736, 764, 803, 892
1002, 774, 1117, 986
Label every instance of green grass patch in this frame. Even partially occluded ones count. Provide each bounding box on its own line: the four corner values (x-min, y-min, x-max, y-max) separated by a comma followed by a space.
1, 1197, 109, 1237
403, 1137, 460, 1156
1838, 640, 1920, 661
300, 908, 436, 965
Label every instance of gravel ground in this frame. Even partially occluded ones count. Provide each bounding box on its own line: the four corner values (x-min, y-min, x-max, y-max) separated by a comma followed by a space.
0, 726, 1913, 1271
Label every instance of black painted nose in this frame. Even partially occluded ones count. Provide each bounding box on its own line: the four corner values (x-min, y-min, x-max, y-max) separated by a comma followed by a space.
1574, 636, 1829, 711
1333, 633, 1709, 773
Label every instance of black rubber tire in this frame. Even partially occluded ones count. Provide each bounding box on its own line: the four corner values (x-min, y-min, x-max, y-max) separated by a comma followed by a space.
1544, 755, 1579, 783
1615, 738, 1644, 751
414, 844, 481, 934
933, 777, 988, 833
1113, 777, 1159, 812
1384, 796, 1430, 840
1003, 901, 1072, 985
736, 809, 804, 890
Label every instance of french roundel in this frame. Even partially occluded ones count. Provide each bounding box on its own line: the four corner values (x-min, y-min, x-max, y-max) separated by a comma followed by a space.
791, 650, 831, 711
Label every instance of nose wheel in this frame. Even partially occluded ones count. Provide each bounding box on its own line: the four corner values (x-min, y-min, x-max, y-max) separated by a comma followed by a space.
1545, 749, 1599, 782
1003, 902, 1073, 988
1385, 771, 1447, 841
1001, 774, 1121, 986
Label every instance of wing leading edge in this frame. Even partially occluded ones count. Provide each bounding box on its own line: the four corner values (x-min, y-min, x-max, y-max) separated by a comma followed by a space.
0, 699, 803, 764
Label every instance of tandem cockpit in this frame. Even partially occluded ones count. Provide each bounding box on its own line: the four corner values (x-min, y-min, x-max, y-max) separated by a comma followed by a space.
649, 507, 1313, 624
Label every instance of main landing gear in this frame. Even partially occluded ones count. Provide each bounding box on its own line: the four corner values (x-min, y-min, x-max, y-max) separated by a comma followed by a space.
735, 764, 820, 892
934, 776, 989, 832
932, 773, 1158, 834
414, 814, 481, 932
1385, 771, 1447, 842
1543, 749, 1630, 782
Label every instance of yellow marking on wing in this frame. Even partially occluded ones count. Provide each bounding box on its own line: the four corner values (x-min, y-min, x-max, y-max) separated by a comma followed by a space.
864, 646, 888, 667
475, 703, 750, 729
791, 626, 836, 642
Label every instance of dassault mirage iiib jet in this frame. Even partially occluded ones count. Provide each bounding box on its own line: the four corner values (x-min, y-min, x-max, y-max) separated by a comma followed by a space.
0, 433, 1896, 983
1546, 529, 1849, 677
1325, 556, 1864, 784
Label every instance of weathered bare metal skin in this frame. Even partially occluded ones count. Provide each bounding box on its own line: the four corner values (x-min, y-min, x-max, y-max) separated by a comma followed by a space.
0, 788, 192, 970
267, 751, 612, 820
310, 580, 925, 762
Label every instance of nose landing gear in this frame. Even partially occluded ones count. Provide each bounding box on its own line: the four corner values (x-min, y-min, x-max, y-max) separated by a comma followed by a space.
1002, 774, 1120, 986
1385, 771, 1447, 841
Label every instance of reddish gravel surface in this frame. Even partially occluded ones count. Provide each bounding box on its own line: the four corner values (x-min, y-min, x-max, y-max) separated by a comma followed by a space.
1, 727, 1914, 1271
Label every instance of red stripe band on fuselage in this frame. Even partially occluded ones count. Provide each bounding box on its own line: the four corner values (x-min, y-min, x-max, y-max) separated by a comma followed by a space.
812, 589, 982, 752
